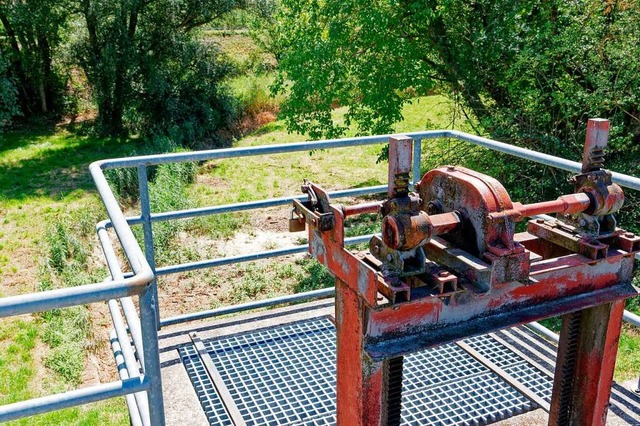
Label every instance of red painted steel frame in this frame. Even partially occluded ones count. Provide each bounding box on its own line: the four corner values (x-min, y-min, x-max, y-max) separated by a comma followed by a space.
298, 131, 637, 426
335, 279, 387, 426
549, 300, 626, 425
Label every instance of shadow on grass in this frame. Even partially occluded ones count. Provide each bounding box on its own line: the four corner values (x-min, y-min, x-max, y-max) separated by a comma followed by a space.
350, 177, 384, 189
0, 123, 59, 155
0, 126, 138, 202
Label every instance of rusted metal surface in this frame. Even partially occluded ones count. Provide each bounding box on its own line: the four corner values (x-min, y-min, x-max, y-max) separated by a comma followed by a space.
334, 279, 386, 425
387, 135, 413, 198
342, 201, 382, 218
293, 121, 639, 426
381, 210, 461, 251
582, 118, 610, 173
489, 193, 592, 222
576, 173, 624, 217
549, 301, 625, 425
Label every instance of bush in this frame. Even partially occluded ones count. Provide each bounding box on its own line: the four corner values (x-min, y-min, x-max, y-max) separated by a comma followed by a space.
106, 136, 197, 205
0, 51, 19, 130
129, 40, 236, 147
231, 74, 281, 118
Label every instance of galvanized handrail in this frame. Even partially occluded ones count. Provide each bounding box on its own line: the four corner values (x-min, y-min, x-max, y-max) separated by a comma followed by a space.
1, 128, 638, 425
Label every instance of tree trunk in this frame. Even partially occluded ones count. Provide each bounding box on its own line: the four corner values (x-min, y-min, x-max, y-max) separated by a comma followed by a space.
0, 10, 32, 114
39, 35, 53, 113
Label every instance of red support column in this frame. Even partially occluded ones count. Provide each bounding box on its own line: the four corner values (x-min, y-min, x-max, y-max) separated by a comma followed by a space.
335, 279, 386, 426
549, 300, 625, 425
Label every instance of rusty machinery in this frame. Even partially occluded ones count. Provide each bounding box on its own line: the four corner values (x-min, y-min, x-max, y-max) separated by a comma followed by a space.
290, 118, 640, 426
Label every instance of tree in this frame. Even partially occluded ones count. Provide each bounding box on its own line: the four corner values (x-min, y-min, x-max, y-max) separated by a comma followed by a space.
0, 0, 69, 116
74, 0, 244, 139
273, 0, 640, 227
0, 50, 19, 129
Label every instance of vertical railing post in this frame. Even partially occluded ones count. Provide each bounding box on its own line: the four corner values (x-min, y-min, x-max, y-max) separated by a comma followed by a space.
138, 165, 159, 329
137, 164, 165, 424
139, 284, 165, 425
412, 138, 422, 190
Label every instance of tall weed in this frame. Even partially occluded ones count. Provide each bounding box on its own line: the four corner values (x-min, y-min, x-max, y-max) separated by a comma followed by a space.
40, 207, 104, 385
106, 136, 197, 205
230, 74, 282, 117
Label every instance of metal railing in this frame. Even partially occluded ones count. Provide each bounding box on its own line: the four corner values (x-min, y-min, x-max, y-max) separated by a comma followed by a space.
0, 129, 639, 425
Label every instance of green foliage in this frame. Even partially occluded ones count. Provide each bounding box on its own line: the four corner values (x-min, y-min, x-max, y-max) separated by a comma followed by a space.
0, 0, 70, 119
42, 307, 89, 385
0, 50, 19, 129
344, 212, 381, 250
226, 262, 270, 302
616, 329, 640, 381
106, 136, 197, 205
274, 0, 640, 229
230, 73, 282, 117
222, 257, 335, 304
187, 212, 249, 240
73, 0, 243, 141
127, 143, 198, 264
130, 40, 236, 146
39, 208, 105, 386
45, 220, 87, 273
273, 0, 435, 139
0, 319, 128, 424
105, 166, 139, 206
0, 320, 38, 405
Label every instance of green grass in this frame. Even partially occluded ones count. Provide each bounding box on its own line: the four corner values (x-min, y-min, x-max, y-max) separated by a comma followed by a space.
0, 126, 138, 205
0, 318, 128, 426
0, 125, 138, 424
0, 320, 38, 406
616, 327, 640, 382
194, 95, 469, 209
217, 257, 335, 305
228, 73, 283, 117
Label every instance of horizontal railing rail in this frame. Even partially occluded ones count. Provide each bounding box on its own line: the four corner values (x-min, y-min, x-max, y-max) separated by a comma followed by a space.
0, 377, 150, 423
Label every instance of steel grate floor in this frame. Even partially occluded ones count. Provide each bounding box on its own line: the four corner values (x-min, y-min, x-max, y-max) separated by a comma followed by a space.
178, 317, 640, 425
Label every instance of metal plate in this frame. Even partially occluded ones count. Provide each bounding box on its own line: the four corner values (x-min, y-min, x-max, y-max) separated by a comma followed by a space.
179, 318, 552, 425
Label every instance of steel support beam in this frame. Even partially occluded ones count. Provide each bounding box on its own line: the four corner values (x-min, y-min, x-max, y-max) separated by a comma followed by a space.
335, 279, 386, 426
549, 300, 626, 425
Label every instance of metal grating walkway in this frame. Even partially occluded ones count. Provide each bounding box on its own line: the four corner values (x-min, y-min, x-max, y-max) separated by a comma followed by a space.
178, 317, 640, 425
